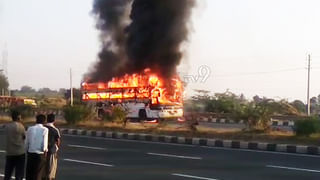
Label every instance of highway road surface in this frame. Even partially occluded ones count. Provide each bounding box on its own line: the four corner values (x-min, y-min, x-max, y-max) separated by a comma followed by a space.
0, 129, 319, 180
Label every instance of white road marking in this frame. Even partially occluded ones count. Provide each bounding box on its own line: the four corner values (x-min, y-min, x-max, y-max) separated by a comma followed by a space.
0, 173, 26, 180
64, 158, 114, 167
172, 173, 219, 180
266, 165, 320, 173
148, 152, 202, 160
213, 146, 320, 158
68, 144, 107, 150
0, 150, 5, 153
202, 146, 320, 159
63, 134, 320, 158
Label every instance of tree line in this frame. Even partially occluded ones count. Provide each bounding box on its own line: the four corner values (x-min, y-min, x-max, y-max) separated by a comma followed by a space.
185, 90, 320, 131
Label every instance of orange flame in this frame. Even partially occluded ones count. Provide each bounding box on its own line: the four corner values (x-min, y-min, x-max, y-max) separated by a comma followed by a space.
82, 69, 183, 105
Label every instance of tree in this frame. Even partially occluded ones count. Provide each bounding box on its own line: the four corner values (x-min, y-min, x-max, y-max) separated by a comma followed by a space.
65, 88, 82, 105
310, 96, 318, 114
185, 90, 304, 131
20, 85, 36, 93
0, 73, 9, 93
192, 89, 211, 102
58, 88, 67, 95
214, 92, 245, 113
38, 87, 54, 94
271, 99, 301, 115
310, 97, 317, 106
233, 99, 276, 131
186, 89, 212, 112
290, 100, 306, 114
188, 90, 247, 114
253, 95, 262, 103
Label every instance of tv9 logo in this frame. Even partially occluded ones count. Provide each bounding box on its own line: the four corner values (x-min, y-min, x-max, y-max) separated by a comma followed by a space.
182, 65, 211, 84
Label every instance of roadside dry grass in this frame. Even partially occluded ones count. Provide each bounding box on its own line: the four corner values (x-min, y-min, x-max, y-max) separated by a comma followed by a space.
1, 116, 319, 146
0, 115, 10, 122
58, 119, 320, 146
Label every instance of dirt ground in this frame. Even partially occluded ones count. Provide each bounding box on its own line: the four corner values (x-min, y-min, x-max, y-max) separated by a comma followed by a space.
1, 116, 319, 146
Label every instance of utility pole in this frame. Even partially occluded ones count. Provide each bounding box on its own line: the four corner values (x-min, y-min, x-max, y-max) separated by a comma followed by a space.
0, 69, 3, 96
2, 44, 8, 76
307, 54, 311, 116
70, 68, 74, 107
1, 43, 8, 96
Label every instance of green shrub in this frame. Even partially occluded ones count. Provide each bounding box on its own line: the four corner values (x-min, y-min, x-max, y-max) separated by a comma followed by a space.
101, 106, 128, 125
102, 109, 113, 122
112, 106, 127, 123
63, 105, 93, 125
294, 116, 320, 136
232, 101, 274, 131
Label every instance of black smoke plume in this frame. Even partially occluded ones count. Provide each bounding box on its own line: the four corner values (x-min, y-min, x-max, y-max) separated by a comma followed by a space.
88, 0, 195, 82
88, 0, 131, 82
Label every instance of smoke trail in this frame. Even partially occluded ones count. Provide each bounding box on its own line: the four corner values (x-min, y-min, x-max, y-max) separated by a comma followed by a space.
88, 0, 195, 82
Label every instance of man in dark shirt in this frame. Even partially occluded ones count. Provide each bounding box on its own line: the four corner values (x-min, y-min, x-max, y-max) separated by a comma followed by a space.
44, 114, 61, 180
4, 111, 26, 180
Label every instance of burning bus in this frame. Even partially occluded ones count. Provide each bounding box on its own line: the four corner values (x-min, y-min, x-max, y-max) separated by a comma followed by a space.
82, 0, 195, 122
81, 69, 184, 122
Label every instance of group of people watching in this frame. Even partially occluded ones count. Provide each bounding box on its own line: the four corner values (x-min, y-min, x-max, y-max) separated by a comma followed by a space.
3, 111, 61, 180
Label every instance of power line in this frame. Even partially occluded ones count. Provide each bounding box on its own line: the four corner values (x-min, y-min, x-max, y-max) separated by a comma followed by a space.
215, 67, 305, 78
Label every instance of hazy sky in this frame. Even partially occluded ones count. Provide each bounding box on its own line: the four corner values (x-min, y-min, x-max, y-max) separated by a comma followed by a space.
1, 0, 320, 102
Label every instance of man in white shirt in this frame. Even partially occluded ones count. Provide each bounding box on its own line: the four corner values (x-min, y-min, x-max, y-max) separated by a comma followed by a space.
25, 114, 49, 180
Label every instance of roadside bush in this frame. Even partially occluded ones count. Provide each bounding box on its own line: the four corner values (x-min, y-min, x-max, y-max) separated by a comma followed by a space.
101, 106, 128, 126
63, 105, 93, 125
232, 100, 274, 131
294, 116, 320, 137
100, 107, 113, 122
102, 111, 113, 122
10, 105, 34, 118
112, 106, 127, 123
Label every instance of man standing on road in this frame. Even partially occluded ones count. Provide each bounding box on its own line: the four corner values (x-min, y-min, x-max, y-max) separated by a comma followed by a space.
4, 111, 26, 180
26, 114, 49, 180
43, 114, 61, 180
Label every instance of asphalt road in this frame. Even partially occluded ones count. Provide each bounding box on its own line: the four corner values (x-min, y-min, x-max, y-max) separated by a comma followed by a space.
0, 129, 320, 180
